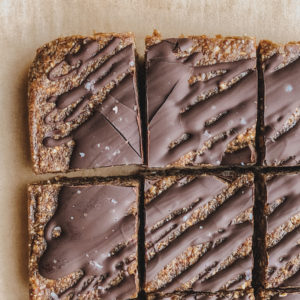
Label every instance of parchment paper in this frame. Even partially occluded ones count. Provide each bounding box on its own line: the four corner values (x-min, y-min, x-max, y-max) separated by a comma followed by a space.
0, 0, 300, 299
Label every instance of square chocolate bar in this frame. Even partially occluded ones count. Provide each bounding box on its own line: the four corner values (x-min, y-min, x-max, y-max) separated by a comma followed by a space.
261, 40, 300, 166
28, 179, 139, 299
28, 33, 142, 174
146, 32, 257, 167
144, 173, 254, 295
265, 174, 300, 289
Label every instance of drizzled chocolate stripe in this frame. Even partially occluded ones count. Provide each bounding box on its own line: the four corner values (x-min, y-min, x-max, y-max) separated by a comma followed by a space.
146, 38, 257, 167
263, 46, 300, 166
42, 37, 141, 169
145, 174, 254, 294
266, 174, 300, 288
38, 185, 138, 300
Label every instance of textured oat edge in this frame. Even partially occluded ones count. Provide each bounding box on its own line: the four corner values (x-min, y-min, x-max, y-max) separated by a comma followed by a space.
259, 39, 300, 64
28, 32, 141, 175
145, 29, 257, 62
28, 178, 140, 300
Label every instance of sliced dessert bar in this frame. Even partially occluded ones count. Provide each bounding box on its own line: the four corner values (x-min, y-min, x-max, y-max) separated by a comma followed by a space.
265, 174, 300, 289
146, 32, 257, 167
144, 173, 254, 295
28, 33, 142, 174
260, 40, 300, 166
28, 178, 139, 299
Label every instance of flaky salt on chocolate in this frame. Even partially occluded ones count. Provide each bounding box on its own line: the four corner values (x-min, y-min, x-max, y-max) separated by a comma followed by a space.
144, 173, 254, 297
28, 178, 139, 299
260, 40, 300, 166
28, 33, 142, 174
146, 31, 257, 167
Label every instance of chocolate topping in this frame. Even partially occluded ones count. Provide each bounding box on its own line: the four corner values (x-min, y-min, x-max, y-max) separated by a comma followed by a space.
38, 184, 138, 299
146, 38, 257, 167
43, 37, 142, 169
145, 174, 254, 293
266, 174, 300, 288
264, 52, 300, 165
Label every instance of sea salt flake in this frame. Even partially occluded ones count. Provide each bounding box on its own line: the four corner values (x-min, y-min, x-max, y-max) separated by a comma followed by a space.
77, 190, 81, 194
79, 152, 85, 158
50, 292, 60, 300
112, 106, 118, 114
285, 84, 293, 92
113, 149, 120, 156
97, 143, 101, 148
89, 260, 103, 269
84, 81, 95, 92
129, 61, 135, 67
105, 146, 110, 151
183, 215, 188, 222
111, 198, 118, 204
240, 118, 247, 125
83, 213, 88, 217
70, 216, 74, 220
204, 130, 212, 138
245, 270, 251, 280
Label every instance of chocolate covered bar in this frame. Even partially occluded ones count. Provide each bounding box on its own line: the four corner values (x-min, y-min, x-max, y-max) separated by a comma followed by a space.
146, 32, 257, 167
28, 179, 139, 299
144, 173, 254, 295
28, 33, 142, 174
265, 174, 300, 289
260, 40, 300, 166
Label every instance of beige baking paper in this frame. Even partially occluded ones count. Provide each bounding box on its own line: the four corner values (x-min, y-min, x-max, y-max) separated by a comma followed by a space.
0, 0, 300, 299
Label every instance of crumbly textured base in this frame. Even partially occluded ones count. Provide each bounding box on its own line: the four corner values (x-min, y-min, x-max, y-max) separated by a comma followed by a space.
28, 178, 139, 300
259, 40, 300, 66
146, 31, 257, 168
28, 33, 140, 174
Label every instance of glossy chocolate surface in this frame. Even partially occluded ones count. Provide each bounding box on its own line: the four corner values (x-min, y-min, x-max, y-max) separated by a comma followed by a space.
39, 184, 137, 299
146, 39, 257, 167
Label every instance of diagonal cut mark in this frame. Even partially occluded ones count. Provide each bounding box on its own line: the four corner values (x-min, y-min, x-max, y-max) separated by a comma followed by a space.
99, 111, 141, 158
149, 79, 179, 123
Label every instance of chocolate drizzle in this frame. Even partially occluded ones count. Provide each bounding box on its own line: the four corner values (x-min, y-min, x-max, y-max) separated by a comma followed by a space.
146, 38, 257, 167
144, 174, 254, 293
264, 51, 300, 165
38, 184, 138, 299
43, 37, 142, 169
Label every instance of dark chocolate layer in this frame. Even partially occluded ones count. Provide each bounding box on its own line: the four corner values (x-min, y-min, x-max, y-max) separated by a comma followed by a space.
39, 184, 138, 299
264, 52, 300, 165
146, 38, 257, 167
145, 174, 254, 293
266, 174, 300, 288
44, 37, 142, 168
